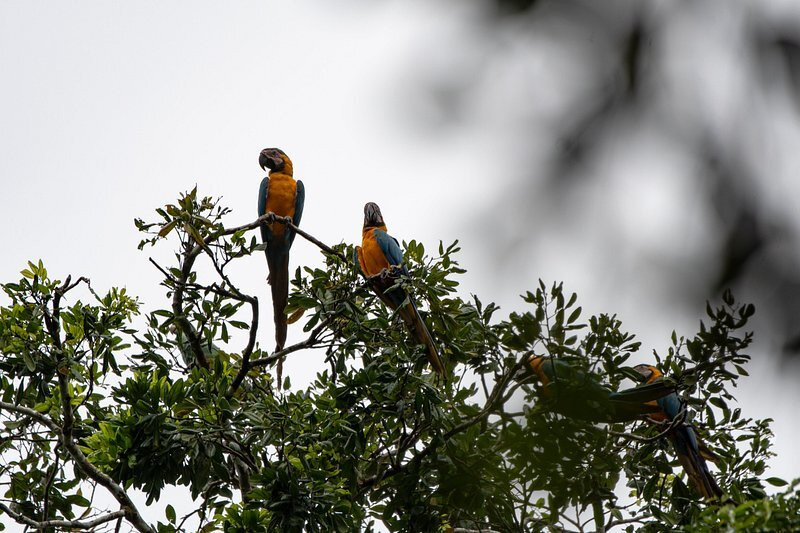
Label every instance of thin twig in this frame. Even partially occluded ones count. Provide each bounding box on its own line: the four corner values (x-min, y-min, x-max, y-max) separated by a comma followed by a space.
249, 317, 334, 368
252, 213, 345, 262
606, 516, 648, 529
41, 445, 61, 527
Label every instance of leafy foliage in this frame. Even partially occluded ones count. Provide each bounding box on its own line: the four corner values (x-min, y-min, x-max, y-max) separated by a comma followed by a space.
0, 190, 796, 532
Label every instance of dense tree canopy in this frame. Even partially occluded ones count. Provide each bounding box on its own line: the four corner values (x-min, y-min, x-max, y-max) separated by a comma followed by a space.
0, 189, 797, 532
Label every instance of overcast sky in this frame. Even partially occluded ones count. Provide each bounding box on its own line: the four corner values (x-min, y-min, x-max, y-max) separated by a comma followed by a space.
2, 1, 799, 530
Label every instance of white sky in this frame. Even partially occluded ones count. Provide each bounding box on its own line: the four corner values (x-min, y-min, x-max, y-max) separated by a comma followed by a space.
2, 1, 799, 530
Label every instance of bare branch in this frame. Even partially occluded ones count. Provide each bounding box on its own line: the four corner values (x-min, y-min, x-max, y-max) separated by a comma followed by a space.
0, 401, 60, 433
0, 502, 125, 530
262, 214, 347, 262
249, 317, 334, 368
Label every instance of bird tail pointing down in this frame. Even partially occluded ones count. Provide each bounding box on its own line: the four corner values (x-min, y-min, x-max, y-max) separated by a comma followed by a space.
267, 250, 290, 384
399, 302, 447, 378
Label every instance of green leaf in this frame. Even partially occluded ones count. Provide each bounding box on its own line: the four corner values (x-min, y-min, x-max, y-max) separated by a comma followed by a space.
158, 220, 178, 238
22, 352, 36, 372
184, 222, 206, 247
765, 477, 788, 487
166, 504, 176, 523
286, 307, 306, 325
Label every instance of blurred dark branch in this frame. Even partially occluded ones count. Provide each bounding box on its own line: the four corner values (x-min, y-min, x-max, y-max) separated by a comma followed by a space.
606, 516, 648, 529
592, 500, 606, 533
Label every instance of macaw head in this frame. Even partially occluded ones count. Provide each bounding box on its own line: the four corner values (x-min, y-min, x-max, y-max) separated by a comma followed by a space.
259, 148, 291, 173
633, 364, 662, 384
363, 202, 386, 228
527, 355, 545, 374
522, 355, 552, 387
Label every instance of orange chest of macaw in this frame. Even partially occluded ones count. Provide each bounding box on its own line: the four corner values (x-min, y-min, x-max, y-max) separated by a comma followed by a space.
634, 364, 722, 500
355, 202, 446, 377
258, 150, 304, 245
263, 174, 297, 238
358, 226, 402, 278
257, 148, 305, 363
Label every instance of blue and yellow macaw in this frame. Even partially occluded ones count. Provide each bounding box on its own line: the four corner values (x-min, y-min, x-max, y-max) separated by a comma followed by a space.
355, 202, 446, 377
526, 356, 675, 423
634, 364, 723, 500
258, 148, 305, 382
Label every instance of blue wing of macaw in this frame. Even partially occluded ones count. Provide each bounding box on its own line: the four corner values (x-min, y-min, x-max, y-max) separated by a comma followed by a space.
372, 229, 407, 308
657, 393, 701, 453
657, 391, 721, 498
374, 229, 407, 274
288, 180, 305, 248
257, 176, 271, 244
656, 392, 682, 419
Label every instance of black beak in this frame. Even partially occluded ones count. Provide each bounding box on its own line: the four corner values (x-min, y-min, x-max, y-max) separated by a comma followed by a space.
259, 150, 271, 172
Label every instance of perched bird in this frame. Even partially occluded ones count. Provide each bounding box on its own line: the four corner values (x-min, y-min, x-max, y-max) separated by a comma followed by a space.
355, 202, 446, 377
633, 364, 723, 500
526, 356, 675, 423
258, 148, 305, 384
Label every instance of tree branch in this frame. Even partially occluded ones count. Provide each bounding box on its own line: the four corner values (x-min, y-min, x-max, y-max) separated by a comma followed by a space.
10, 277, 157, 533
0, 503, 126, 530
592, 500, 606, 533
605, 516, 648, 529
261, 214, 347, 262
359, 354, 525, 491
249, 317, 333, 368
0, 402, 60, 433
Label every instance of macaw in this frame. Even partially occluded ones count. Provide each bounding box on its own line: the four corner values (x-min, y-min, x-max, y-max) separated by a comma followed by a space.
526, 356, 676, 423
633, 364, 723, 500
355, 202, 446, 377
258, 148, 305, 384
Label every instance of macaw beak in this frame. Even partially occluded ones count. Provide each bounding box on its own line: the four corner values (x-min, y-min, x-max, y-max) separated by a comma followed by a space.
363, 202, 385, 227
259, 150, 271, 171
